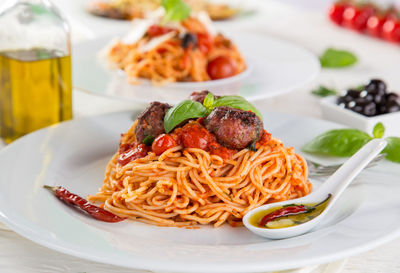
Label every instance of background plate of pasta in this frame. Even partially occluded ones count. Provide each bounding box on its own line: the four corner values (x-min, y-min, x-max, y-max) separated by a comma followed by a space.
73, 2, 320, 103
0, 92, 399, 272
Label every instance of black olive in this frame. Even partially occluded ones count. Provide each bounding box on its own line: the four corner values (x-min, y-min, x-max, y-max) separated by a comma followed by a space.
386, 100, 400, 113
387, 92, 400, 103
365, 79, 387, 94
359, 90, 374, 102
378, 105, 387, 114
351, 104, 363, 114
373, 93, 386, 105
354, 97, 370, 106
182, 33, 197, 49
362, 102, 377, 116
346, 100, 356, 109
345, 89, 361, 98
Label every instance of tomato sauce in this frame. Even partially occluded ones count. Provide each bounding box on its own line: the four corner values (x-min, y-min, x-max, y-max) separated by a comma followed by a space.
256, 130, 272, 148
172, 121, 237, 160
117, 143, 151, 166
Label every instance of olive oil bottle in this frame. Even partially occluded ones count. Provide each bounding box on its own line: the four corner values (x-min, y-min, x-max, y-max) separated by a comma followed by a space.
0, 0, 72, 143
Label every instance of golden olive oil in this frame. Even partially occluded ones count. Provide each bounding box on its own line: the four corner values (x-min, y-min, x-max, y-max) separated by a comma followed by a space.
249, 198, 330, 229
0, 49, 72, 143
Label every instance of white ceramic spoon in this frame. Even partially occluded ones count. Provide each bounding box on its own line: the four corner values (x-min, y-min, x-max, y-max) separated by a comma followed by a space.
243, 138, 387, 239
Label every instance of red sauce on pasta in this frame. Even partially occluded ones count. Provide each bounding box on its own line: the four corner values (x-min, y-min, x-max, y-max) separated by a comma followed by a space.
172, 121, 236, 160
117, 143, 150, 166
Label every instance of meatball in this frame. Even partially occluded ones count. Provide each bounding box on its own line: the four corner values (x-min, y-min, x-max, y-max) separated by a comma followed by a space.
135, 102, 171, 143
189, 90, 220, 104
204, 106, 263, 150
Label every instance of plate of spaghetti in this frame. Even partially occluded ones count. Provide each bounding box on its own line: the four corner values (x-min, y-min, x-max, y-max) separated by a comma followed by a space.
87, 91, 312, 227
73, 1, 320, 103
1, 92, 400, 272
87, 0, 241, 21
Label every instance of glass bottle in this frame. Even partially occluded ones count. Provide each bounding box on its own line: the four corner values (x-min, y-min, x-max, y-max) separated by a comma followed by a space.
0, 0, 72, 143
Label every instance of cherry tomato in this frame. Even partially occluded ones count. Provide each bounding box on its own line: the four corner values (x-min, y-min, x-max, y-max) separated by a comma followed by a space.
196, 33, 213, 54
117, 143, 150, 166
152, 134, 178, 156
207, 56, 237, 80
343, 5, 375, 32
147, 25, 174, 37
366, 15, 385, 37
328, 2, 349, 25
382, 18, 400, 43
367, 12, 397, 38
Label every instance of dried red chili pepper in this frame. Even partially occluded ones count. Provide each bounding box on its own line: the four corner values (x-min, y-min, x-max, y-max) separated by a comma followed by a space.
259, 205, 307, 227
43, 185, 126, 223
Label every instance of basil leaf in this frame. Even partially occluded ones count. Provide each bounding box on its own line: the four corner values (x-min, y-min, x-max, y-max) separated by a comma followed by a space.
302, 129, 372, 157
142, 135, 155, 145
311, 85, 338, 97
372, 122, 385, 138
162, 0, 190, 22
383, 137, 400, 163
213, 96, 263, 120
203, 93, 214, 114
319, 48, 358, 68
164, 100, 206, 133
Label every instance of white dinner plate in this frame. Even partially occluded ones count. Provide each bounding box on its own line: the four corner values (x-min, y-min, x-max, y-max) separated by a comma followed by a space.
72, 31, 320, 103
0, 111, 399, 273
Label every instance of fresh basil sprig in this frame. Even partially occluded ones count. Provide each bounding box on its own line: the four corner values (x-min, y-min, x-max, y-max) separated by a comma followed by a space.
164, 100, 206, 133
213, 96, 263, 120
302, 122, 400, 164
302, 129, 372, 157
373, 122, 385, 139
162, 0, 190, 22
311, 85, 338, 97
163, 94, 263, 133
320, 48, 358, 68
203, 93, 214, 114
383, 137, 400, 163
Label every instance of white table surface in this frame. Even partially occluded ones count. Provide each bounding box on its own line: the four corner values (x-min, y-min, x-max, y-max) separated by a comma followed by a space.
1, 0, 400, 272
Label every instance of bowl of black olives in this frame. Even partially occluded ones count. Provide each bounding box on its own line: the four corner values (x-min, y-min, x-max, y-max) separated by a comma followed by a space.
337, 79, 400, 116
321, 79, 400, 137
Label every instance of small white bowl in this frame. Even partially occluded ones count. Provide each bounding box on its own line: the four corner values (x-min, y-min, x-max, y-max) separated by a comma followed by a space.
320, 96, 400, 137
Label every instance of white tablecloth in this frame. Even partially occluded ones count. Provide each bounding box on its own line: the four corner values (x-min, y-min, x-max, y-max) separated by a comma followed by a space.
1, 0, 400, 272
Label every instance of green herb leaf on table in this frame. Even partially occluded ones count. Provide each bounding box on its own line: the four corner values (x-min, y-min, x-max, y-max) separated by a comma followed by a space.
319, 48, 358, 68
164, 100, 207, 133
302, 129, 372, 157
383, 137, 400, 163
311, 85, 338, 97
372, 122, 385, 139
212, 96, 263, 120
203, 93, 214, 114
162, 0, 191, 22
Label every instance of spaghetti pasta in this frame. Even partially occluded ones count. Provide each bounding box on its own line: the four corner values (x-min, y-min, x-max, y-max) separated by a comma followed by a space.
88, 121, 312, 227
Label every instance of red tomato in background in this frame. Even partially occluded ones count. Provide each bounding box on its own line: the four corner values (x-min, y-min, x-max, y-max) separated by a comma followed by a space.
328, 2, 349, 25
207, 56, 237, 80
367, 12, 398, 38
147, 25, 174, 37
152, 134, 177, 156
343, 5, 375, 32
366, 15, 385, 37
382, 18, 400, 43
196, 33, 213, 54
